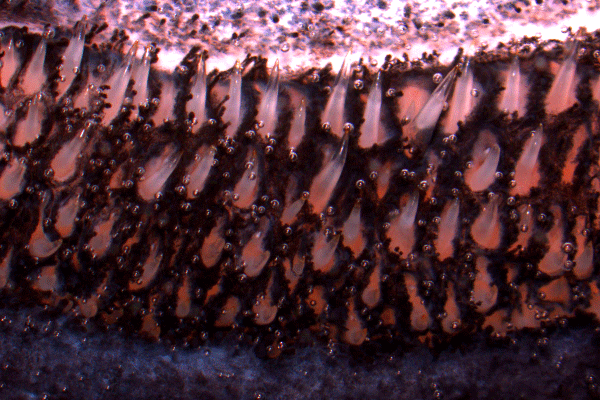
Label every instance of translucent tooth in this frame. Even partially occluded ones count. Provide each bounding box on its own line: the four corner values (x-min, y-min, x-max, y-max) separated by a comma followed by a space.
280, 197, 305, 225
102, 42, 138, 125
33, 265, 58, 292
562, 125, 587, 184
28, 192, 62, 259
312, 231, 340, 273
359, 72, 384, 148
87, 212, 117, 258
472, 256, 498, 313
21, 39, 47, 95
253, 276, 278, 325
442, 60, 478, 135
74, 82, 96, 110
308, 134, 348, 215
233, 149, 260, 208
511, 125, 544, 196
509, 204, 534, 251
388, 192, 419, 256
373, 160, 392, 199
50, 126, 89, 183
343, 299, 367, 346
539, 277, 570, 304
185, 145, 215, 198
464, 131, 500, 192
342, 201, 365, 255
55, 190, 81, 238
573, 216, 593, 279
152, 78, 176, 124
361, 262, 381, 309
0, 38, 19, 88
129, 241, 162, 290
240, 218, 271, 278
538, 206, 566, 277
283, 252, 304, 292
0, 104, 10, 131
441, 283, 461, 333
223, 61, 243, 138
0, 156, 26, 200
14, 94, 45, 147
546, 43, 578, 115
321, 51, 350, 138
201, 218, 226, 268
56, 19, 87, 97
0, 249, 11, 288
137, 145, 181, 201
405, 274, 430, 331
288, 99, 306, 149
215, 296, 241, 327
435, 198, 460, 260
256, 60, 280, 139
406, 67, 457, 146
132, 45, 151, 111
187, 56, 207, 130
471, 196, 502, 250
511, 285, 542, 330
307, 285, 326, 315
499, 57, 523, 116
175, 274, 191, 318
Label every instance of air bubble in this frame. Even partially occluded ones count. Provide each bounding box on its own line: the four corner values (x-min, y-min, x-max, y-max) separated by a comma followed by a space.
355, 179, 365, 188
280, 43, 290, 52
433, 73, 443, 84
97, 64, 106, 73
354, 79, 364, 90
397, 24, 408, 35
562, 242, 574, 253
385, 88, 396, 97
471, 89, 479, 97
343, 122, 354, 134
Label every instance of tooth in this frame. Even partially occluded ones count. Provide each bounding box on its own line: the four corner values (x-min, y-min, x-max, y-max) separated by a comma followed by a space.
511, 125, 544, 196
442, 60, 478, 135
152, 77, 176, 124
223, 61, 243, 138
342, 201, 365, 255
256, 60, 280, 139
14, 94, 45, 147
233, 149, 260, 208
546, 42, 578, 115
538, 206, 567, 277
371, 159, 392, 199
321, 51, 351, 138
56, 19, 87, 97
499, 57, 523, 117
0, 37, 19, 89
74, 82, 96, 110
102, 42, 137, 125
361, 261, 381, 309
509, 204, 535, 252
129, 241, 162, 290
283, 252, 305, 292
175, 274, 191, 318
562, 125, 587, 184
464, 130, 500, 192
21, 38, 47, 95
55, 190, 82, 238
28, 192, 62, 259
0, 104, 10, 131
187, 55, 207, 130
388, 192, 419, 256
472, 256, 498, 313
201, 218, 226, 268
308, 134, 348, 215
470, 196, 502, 250
87, 212, 117, 258
185, 145, 215, 198
132, 45, 151, 112
307, 285, 326, 315
573, 216, 593, 279
0, 156, 26, 200
343, 299, 367, 346
50, 126, 89, 183
280, 197, 305, 225
253, 276, 278, 325
434, 198, 460, 260
405, 274, 430, 331
406, 67, 457, 147
441, 282, 461, 333
32, 265, 58, 292
0, 249, 11, 288
214, 296, 241, 327
240, 218, 271, 278
288, 98, 306, 149
511, 284, 542, 330
137, 145, 181, 201
311, 231, 340, 273
359, 72, 384, 148
539, 277, 570, 304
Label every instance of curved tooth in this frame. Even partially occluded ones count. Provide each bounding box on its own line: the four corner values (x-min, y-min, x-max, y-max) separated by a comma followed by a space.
464, 130, 500, 192
223, 61, 243, 138
240, 218, 271, 278
0, 104, 10, 132
442, 60, 478, 135
499, 57, 524, 117
214, 296, 241, 327
0, 156, 26, 200
152, 77, 176, 124
359, 72, 384, 148
308, 134, 349, 215
573, 216, 593, 279
342, 201, 365, 255
472, 256, 498, 313
129, 241, 162, 290
51, 126, 90, 184
256, 60, 280, 139
253, 276, 278, 325
562, 125, 587, 184
405, 274, 430, 331
388, 192, 419, 256
288, 98, 306, 149
175, 274, 191, 318
87, 212, 117, 258
0, 249, 11, 288
511, 125, 544, 196
281, 197, 305, 225
311, 231, 340, 273
185, 145, 215, 198
32, 265, 58, 292
132, 45, 151, 112
55, 190, 82, 238
233, 149, 260, 208
441, 282, 461, 333
201, 218, 226, 268
538, 206, 567, 277
471, 196, 502, 250
14, 94, 45, 147
137, 145, 181, 201
283, 252, 305, 292
187, 55, 207, 130
0, 37, 19, 89
74, 82, 96, 110
509, 204, 534, 252
343, 299, 367, 345
101, 42, 138, 125
28, 192, 62, 259
434, 198, 460, 261
21, 39, 47, 96
361, 261, 381, 309
56, 19, 87, 97
546, 42, 578, 115
321, 51, 351, 138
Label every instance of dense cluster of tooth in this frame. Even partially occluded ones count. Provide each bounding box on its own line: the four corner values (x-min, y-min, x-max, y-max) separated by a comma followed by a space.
1, 21, 600, 351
